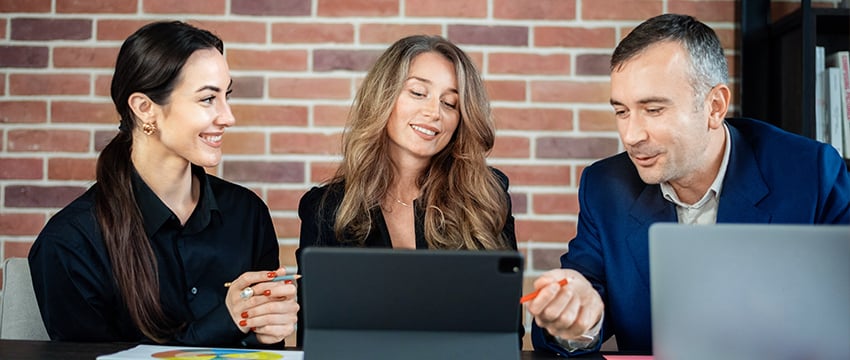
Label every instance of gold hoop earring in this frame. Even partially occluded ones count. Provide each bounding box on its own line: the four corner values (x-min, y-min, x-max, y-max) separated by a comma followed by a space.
142, 122, 157, 136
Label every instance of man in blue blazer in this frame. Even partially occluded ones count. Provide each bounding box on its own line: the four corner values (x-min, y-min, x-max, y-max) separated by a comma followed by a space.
526, 14, 850, 357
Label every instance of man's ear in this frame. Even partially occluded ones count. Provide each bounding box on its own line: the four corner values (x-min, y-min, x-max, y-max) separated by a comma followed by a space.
706, 84, 730, 130
128, 92, 157, 123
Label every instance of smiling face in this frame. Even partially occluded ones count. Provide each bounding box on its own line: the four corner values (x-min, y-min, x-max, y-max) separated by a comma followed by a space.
385, 51, 460, 166
153, 48, 234, 168
610, 41, 715, 186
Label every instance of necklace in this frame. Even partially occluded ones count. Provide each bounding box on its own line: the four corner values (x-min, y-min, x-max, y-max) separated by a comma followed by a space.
389, 193, 411, 207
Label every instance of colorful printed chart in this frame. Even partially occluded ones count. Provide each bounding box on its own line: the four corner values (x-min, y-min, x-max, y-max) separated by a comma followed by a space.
97, 345, 303, 360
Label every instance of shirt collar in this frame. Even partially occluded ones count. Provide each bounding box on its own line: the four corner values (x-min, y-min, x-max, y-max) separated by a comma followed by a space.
131, 164, 220, 236
660, 123, 731, 208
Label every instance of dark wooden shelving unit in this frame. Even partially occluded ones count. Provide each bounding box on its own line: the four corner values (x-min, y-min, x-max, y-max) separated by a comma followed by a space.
740, 0, 850, 165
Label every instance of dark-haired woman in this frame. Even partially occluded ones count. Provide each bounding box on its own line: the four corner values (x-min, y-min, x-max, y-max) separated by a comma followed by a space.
28, 21, 297, 347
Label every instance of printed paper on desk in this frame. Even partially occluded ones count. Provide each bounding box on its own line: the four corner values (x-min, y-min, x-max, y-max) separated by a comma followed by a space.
97, 344, 304, 360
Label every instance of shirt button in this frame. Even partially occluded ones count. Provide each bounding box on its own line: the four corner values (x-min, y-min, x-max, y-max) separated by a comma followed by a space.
191, 287, 198, 295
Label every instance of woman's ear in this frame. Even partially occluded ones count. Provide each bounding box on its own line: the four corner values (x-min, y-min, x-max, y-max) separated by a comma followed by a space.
128, 92, 156, 123
707, 84, 731, 129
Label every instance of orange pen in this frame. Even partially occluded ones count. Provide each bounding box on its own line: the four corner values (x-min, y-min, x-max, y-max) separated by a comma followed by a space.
520, 278, 568, 304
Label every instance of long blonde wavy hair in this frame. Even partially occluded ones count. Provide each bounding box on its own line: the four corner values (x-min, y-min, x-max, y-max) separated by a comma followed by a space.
324, 35, 511, 250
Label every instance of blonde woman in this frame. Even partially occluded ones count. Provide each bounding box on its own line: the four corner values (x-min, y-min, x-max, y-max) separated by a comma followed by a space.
296, 34, 519, 342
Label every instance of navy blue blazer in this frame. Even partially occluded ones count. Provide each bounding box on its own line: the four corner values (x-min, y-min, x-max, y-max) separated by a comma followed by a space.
532, 118, 850, 356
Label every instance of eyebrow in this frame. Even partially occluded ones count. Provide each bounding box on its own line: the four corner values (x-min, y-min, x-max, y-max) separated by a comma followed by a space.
610, 96, 672, 106
407, 76, 458, 94
195, 79, 233, 93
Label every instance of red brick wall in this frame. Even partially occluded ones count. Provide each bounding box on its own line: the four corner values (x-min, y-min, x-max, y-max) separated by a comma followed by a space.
0, 0, 842, 345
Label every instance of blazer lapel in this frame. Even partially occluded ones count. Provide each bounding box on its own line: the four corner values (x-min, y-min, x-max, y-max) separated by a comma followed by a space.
717, 123, 771, 223
627, 184, 677, 287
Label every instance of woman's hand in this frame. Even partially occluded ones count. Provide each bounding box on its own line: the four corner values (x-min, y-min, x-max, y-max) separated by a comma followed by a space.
225, 268, 300, 344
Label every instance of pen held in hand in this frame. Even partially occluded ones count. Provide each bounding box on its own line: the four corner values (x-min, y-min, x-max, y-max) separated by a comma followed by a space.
223, 274, 301, 288
520, 278, 568, 304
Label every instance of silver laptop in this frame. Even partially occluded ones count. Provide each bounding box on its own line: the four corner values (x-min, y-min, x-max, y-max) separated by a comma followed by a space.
649, 223, 850, 360
299, 247, 523, 360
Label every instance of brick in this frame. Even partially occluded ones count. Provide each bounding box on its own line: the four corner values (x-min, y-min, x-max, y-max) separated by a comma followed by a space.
144, 0, 225, 14
9, 74, 90, 96
0, 158, 43, 180
576, 54, 612, 76
531, 80, 610, 103
96, 20, 152, 41
48, 157, 96, 181
0, 213, 45, 236
0, 19, 5, 38
11, 18, 92, 41
227, 49, 308, 71
170, 20, 267, 44
95, 130, 118, 151
715, 29, 737, 53
271, 132, 342, 155
0, 0, 50, 12
360, 24, 443, 44
314, 105, 350, 127
52, 101, 117, 124
223, 161, 304, 183
0, 46, 48, 68
485, 80, 526, 102
537, 136, 620, 159
272, 216, 301, 239
489, 53, 569, 75
53, 46, 119, 69
314, 49, 383, 72
269, 78, 351, 100
318, 0, 398, 16
278, 244, 299, 268
500, 165, 571, 186
491, 136, 530, 159
583, 0, 663, 21
232, 76, 264, 99
493, 0, 576, 20
530, 248, 569, 270
516, 219, 576, 242
492, 107, 573, 131
0, 101, 47, 123
405, 0, 486, 18
668, 0, 736, 22
95, 74, 111, 96
533, 193, 579, 215
448, 25, 528, 46
535, 27, 616, 48
8, 130, 90, 152
57, 0, 137, 13
267, 189, 308, 211
5, 185, 86, 208
4, 241, 35, 259
509, 192, 528, 214
310, 162, 340, 183
222, 131, 266, 155
232, 105, 308, 126
232, 0, 311, 16
272, 23, 354, 44
578, 110, 617, 132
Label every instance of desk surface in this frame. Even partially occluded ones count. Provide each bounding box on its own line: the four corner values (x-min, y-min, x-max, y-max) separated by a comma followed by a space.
0, 339, 611, 359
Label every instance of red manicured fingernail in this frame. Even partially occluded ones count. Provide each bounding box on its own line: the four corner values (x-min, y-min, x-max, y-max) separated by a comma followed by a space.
239, 319, 247, 327
241, 311, 249, 319
284, 280, 293, 285
267, 271, 277, 278
250, 327, 256, 332
263, 289, 271, 296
